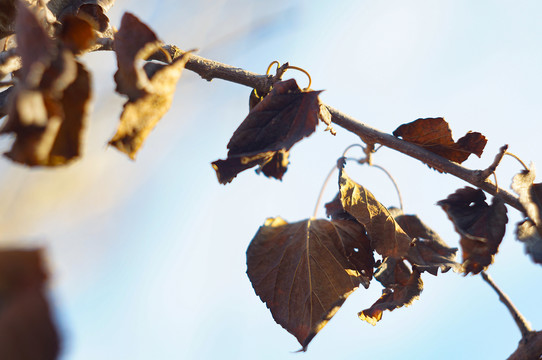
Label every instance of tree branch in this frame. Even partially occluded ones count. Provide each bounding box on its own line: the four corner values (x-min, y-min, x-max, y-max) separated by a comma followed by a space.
480, 271, 533, 338
0, 43, 525, 213
157, 48, 525, 212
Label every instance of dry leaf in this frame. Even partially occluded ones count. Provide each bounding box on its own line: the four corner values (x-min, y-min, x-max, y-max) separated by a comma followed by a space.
516, 220, 542, 265
389, 207, 459, 275
1, 2, 91, 166
112, 12, 163, 101
109, 57, 190, 159
109, 13, 189, 159
339, 167, 412, 258
359, 257, 422, 325
246, 217, 373, 350
0, 249, 60, 360
58, 15, 95, 54
511, 165, 542, 265
212, 79, 321, 184
437, 187, 508, 274
393, 117, 487, 164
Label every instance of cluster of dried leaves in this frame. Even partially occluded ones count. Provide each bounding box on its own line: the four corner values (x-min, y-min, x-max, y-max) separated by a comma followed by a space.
1, 0, 542, 358
234, 117, 538, 349
0, 1, 189, 165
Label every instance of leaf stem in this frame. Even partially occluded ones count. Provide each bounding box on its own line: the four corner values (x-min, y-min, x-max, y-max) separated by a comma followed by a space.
505, 152, 530, 172
480, 271, 533, 339
312, 164, 338, 219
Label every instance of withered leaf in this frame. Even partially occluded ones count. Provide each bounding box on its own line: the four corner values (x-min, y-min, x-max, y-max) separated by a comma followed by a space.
109, 56, 190, 159
511, 165, 542, 227
511, 165, 542, 265
58, 15, 95, 54
393, 117, 487, 164
113, 12, 163, 101
1, 3, 91, 166
389, 207, 459, 275
339, 167, 412, 258
516, 220, 542, 265
0, 249, 60, 360
247, 217, 373, 350
359, 257, 422, 325
212, 79, 322, 184
109, 13, 189, 159
437, 187, 508, 274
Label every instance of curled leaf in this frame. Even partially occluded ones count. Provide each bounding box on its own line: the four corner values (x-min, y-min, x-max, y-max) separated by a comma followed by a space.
339, 167, 412, 258
112, 12, 163, 101
511, 165, 542, 265
437, 187, 508, 274
359, 257, 422, 325
212, 79, 322, 184
389, 208, 459, 275
246, 217, 373, 350
1, 2, 91, 166
109, 13, 189, 159
516, 220, 542, 265
393, 117, 487, 164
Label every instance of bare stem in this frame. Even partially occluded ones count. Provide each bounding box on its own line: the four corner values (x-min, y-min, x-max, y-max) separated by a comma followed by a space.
480, 271, 533, 339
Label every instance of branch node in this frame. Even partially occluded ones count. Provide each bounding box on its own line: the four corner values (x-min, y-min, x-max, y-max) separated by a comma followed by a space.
478, 144, 509, 181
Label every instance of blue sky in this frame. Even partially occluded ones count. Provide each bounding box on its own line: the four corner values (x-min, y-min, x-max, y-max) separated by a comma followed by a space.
1, 1, 541, 359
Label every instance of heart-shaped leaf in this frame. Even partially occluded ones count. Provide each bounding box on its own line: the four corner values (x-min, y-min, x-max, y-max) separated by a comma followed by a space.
246, 217, 373, 350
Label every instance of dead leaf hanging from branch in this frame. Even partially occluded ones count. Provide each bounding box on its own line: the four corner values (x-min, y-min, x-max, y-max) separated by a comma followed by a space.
109, 12, 190, 159
212, 79, 322, 184
393, 117, 487, 164
437, 187, 508, 274
246, 217, 373, 350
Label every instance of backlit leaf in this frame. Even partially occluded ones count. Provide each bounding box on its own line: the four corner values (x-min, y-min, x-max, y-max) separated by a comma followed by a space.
359, 257, 422, 325
0, 249, 59, 359
212, 79, 321, 184
437, 187, 508, 274
511, 165, 542, 265
338, 167, 412, 258
109, 13, 190, 159
393, 117, 487, 164
246, 217, 373, 350
389, 207, 459, 275
1, 2, 91, 166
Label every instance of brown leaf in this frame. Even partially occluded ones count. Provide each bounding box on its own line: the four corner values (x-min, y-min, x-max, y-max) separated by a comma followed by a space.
359, 257, 422, 325
437, 187, 508, 274
0, 249, 60, 360
212, 79, 321, 184
516, 220, 542, 265
389, 207, 459, 275
246, 217, 373, 350
511, 165, 542, 265
0, 0, 16, 39
112, 12, 163, 101
339, 167, 412, 258
109, 55, 190, 159
393, 117, 487, 164
1, 3, 91, 166
58, 15, 95, 54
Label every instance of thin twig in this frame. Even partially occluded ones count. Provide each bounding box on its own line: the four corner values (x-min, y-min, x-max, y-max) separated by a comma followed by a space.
480, 271, 533, 339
